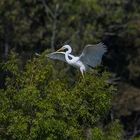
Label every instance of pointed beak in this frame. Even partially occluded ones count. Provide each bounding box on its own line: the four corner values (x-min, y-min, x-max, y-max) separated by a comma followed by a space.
56, 47, 65, 52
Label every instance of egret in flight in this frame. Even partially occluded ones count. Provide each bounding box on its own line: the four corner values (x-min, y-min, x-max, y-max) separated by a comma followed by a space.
48, 43, 107, 78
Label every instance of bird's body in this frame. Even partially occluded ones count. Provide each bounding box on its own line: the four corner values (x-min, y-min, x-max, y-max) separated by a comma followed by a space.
67, 56, 86, 74
48, 43, 107, 77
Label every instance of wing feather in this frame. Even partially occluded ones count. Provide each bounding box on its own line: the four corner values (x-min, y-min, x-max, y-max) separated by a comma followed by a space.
47, 52, 74, 63
80, 42, 107, 68
47, 52, 66, 62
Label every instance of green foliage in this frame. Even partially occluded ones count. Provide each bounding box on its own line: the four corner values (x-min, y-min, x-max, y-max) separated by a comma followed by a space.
0, 52, 120, 139
0, 0, 140, 139
134, 137, 140, 140
92, 120, 124, 140
92, 127, 104, 140
104, 120, 124, 140
2, 51, 20, 75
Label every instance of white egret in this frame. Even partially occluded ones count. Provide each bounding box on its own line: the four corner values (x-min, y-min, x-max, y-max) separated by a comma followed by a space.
48, 43, 107, 78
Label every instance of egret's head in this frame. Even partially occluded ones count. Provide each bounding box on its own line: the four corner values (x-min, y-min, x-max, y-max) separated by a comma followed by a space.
56, 45, 71, 52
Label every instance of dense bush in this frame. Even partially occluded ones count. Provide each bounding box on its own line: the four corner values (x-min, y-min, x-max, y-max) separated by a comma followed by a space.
0, 52, 123, 139
0, 0, 140, 139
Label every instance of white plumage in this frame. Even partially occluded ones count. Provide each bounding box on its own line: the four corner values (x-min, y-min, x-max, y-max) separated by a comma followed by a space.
48, 43, 107, 77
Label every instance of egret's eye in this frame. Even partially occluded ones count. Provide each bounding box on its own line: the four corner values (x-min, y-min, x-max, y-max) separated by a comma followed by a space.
63, 48, 68, 51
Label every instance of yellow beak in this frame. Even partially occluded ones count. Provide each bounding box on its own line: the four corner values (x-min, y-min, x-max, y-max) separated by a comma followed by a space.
56, 47, 65, 52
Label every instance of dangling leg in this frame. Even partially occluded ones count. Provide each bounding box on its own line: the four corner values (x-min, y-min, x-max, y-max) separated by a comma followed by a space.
80, 67, 85, 78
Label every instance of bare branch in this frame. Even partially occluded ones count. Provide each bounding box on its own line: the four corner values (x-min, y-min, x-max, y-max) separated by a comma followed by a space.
41, 0, 54, 19
51, 4, 59, 51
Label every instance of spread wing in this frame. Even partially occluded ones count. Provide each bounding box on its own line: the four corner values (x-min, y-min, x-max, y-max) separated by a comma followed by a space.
79, 42, 107, 68
47, 52, 66, 62
47, 52, 74, 63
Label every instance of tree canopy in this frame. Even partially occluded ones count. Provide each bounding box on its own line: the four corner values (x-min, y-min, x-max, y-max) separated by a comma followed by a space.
0, 0, 140, 139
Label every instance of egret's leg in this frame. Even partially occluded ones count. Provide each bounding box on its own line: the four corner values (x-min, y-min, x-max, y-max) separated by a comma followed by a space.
81, 71, 85, 78
80, 67, 85, 78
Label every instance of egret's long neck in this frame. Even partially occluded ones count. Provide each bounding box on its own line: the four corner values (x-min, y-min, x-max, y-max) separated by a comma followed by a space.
65, 47, 73, 63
